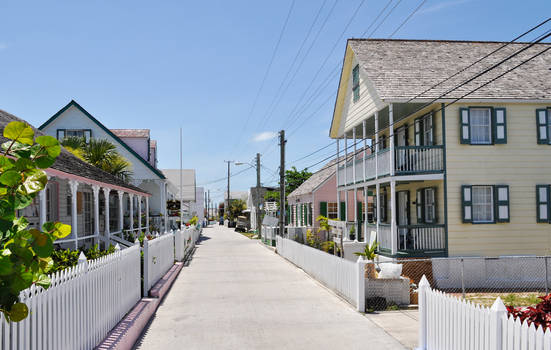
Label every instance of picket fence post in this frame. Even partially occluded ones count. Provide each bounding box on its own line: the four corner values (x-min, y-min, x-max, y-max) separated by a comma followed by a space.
490, 297, 507, 350
78, 251, 88, 269
142, 235, 149, 297
356, 256, 366, 312
416, 275, 429, 350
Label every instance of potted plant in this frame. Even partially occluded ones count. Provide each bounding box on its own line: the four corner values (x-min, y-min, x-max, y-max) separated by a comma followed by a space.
349, 225, 355, 241
354, 242, 379, 279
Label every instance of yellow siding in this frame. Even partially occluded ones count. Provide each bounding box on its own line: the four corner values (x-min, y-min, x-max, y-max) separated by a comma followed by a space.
375, 106, 443, 147
395, 180, 445, 225
445, 102, 551, 257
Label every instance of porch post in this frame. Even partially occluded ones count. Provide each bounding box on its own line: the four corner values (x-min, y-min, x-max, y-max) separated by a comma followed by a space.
376, 183, 380, 239
117, 190, 124, 232
345, 190, 349, 238
103, 188, 110, 245
39, 188, 47, 230
344, 134, 348, 185
138, 195, 142, 233
69, 180, 79, 250
391, 180, 397, 255
103, 187, 111, 246
362, 120, 367, 180
389, 104, 395, 176
146, 196, 150, 233
353, 128, 358, 241
363, 186, 368, 242
336, 139, 341, 220
129, 193, 134, 232
163, 181, 168, 232
92, 185, 100, 246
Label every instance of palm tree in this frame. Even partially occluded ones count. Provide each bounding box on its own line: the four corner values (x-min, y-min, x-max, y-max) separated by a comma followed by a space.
61, 137, 133, 182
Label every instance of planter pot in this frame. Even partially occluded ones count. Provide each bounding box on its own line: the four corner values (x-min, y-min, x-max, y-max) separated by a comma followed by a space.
410, 291, 418, 305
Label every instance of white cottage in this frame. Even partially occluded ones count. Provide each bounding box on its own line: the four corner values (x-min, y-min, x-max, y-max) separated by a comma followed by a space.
39, 100, 172, 232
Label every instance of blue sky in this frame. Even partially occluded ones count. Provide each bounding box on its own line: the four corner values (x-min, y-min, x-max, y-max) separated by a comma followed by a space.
0, 0, 549, 203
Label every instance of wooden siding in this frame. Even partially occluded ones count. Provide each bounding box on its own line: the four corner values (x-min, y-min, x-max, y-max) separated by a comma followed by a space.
445, 102, 551, 257
395, 180, 445, 226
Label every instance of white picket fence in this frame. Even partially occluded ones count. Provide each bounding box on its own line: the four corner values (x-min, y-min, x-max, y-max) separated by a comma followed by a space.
276, 236, 364, 309
0, 244, 141, 350
142, 233, 175, 296
174, 227, 201, 261
418, 275, 551, 350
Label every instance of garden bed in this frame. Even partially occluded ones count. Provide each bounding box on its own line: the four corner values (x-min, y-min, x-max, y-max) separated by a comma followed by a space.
450, 292, 544, 307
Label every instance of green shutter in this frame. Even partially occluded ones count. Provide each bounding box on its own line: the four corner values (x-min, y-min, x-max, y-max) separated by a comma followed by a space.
495, 185, 510, 223
432, 187, 438, 223
309, 204, 313, 225
340, 201, 346, 221
430, 113, 436, 145
460, 108, 471, 144
536, 185, 550, 223
320, 202, 328, 217
286, 206, 290, 225
493, 108, 507, 144
536, 109, 549, 144
416, 189, 424, 223
299, 204, 303, 226
357, 202, 363, 223
380, 193, 387, 222
461, 185, 473, 223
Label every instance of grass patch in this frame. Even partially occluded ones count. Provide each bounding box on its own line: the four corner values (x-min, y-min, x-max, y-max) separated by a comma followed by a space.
239, 232, 257, 239
452, 292, 544, 307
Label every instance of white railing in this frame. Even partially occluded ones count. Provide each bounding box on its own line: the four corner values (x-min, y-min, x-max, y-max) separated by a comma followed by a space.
377, 224, 392, 251
1, 244, 141, 350
417, 276, 551, 350
364, 154, 376, 180
377, 149, 391, 177
346, 161, 353, 185
354, 159, 362, 183
142, 233, 175, 296
394, 146, 444, 174
277, 236, 362, 308
337, 165, 345, 186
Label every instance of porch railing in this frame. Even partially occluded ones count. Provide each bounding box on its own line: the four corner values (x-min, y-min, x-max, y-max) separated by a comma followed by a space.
394, 145, 444, 175
398, 224, 446, 252
367, 223, 391, 251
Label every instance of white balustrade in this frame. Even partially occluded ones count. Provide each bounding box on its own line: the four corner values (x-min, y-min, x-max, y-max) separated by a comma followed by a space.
394, 146, 444, 174
142, 232, 175, 296
377, 149, 391, 177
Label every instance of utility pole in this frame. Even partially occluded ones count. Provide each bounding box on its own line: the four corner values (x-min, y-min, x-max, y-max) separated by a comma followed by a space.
256, 153, 262, 239
207, 190, 210, 224
224, 160, 232, 224
279, 130, 286, 237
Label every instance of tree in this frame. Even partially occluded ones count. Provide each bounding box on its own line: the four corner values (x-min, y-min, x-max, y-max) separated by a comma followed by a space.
61, 137, 133, 182
263, 167, 312, 205
0, 122, 71, 321
228, 199, 246, 221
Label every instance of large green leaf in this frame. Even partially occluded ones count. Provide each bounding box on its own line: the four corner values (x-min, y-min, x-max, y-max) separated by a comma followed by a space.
51, 222, 71, 239
3, 122, 34, 145
32, 236, 53, 258
34, 155, 56, 169
33, 273, 51, 289
0, 156, 14, 171
21, 169, 47, 194
0, 255, 13, 275
35, 136, 61, 157
9, 303, 28, 322
0, 199, 15, 220
0, 170, 21, 186
14, 193, 34, 210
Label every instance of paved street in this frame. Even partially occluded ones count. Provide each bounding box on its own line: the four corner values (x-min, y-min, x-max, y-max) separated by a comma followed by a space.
136, 224, 406, 350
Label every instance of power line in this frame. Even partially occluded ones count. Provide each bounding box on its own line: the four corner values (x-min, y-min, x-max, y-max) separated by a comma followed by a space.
389, 0, 425, 38
198, 165, 254, 186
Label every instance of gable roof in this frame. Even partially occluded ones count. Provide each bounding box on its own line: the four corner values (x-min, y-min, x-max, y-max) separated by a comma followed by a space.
288, 159, 337, 198
347, 38, 551, 101
111, 129, 150, 138
161, 169, 196, 201
0, 109, 148, 195
39, 100, 166, 179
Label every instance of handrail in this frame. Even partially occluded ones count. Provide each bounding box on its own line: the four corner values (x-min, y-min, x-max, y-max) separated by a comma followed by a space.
395, 145, 444, 150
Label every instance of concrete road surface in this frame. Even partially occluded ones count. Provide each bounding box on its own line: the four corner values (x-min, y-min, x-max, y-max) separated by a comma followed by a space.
135, 224, 406, 350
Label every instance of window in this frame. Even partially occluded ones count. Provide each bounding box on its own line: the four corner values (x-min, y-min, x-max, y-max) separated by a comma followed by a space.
352, 65, 360, 102
537, 185, 551, 223
472, 186, 494, 223
470, 108, 492, 144
327, 202, 338, 219
57, 129, 92, 142
536, 109, 551, 144
415, 113, 434, 146
424, 188, 436, 223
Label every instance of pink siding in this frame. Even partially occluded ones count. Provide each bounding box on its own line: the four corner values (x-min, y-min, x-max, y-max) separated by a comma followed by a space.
118, 137, 149, 161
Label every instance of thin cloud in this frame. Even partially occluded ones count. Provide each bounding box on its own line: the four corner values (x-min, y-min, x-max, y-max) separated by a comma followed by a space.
252, 131, 277, 142
418, 0, 470, 15
0, 43, 7, 50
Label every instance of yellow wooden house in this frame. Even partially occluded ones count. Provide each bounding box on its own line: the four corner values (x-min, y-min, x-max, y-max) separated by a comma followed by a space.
329, 38, 551, 258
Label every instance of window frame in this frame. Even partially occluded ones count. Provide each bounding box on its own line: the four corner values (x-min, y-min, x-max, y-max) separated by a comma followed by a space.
536, 185, 551, 223
471, 185, 495, 224
424, 188, 436, 224
469, 107, 493, 145
327, 202, 338, 220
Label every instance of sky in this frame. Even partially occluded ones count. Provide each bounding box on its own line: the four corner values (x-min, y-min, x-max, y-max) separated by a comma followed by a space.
0, 0, 549, 203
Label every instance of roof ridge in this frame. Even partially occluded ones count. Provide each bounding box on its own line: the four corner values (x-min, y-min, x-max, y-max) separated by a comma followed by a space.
348, 38, 551, 45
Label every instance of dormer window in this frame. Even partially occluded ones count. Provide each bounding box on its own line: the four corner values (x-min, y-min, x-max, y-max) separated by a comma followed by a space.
352, 64, 360, 102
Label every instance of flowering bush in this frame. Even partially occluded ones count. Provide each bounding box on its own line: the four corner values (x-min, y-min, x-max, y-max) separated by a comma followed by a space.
507, 294, 551, 330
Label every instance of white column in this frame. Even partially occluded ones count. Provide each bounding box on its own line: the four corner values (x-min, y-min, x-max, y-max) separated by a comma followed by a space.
336, 139, 341, 220
103, 188, 110, 245
117, 190, 124, 232
146, 196, 150, 233
363, 186, 368, 242
129, 193, 134, 231
353, 128, 358, 240
362, 120, 367, 181
39, 188, 47, 229
69, 180, 79, 250
344, 135, 348, 185
375, 112, 379, 179
389, 104, 395, 176
390, 180, 397, 255
376, 183, 380, 236
92, 185, 100, 246
138, 196, 142, 233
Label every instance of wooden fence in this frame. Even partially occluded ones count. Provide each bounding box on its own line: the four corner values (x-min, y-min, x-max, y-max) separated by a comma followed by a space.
0, 244, 141, 350
418, 275, 551, 350
276, 236, 365, 310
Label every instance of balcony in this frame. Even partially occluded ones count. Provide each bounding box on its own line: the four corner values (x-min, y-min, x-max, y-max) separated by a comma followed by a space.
337, 145, 443, 186
366, 223, 446, 257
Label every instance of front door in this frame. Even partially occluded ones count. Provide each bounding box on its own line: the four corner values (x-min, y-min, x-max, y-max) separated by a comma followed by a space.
397, 191, 410, 250
395, 126, 407, 170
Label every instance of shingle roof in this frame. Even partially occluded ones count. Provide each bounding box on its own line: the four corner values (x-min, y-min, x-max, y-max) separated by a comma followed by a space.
288, 159, 338, 198
348, 39, 551, 101
110, 129, 150, 138
0, 109, 147, 194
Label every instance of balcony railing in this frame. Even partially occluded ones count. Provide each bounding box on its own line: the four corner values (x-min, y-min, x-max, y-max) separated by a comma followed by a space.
395, 145, 444, 175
